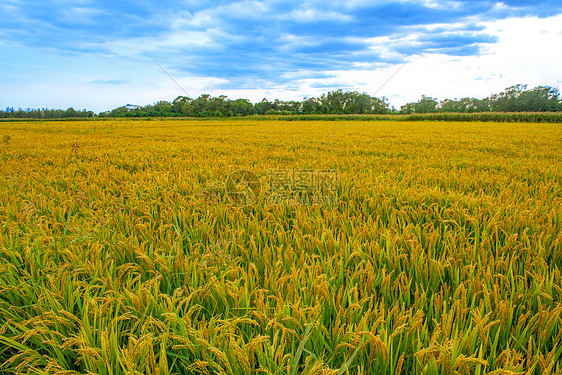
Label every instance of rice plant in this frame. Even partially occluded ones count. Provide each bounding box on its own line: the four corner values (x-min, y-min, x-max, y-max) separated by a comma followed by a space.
0, 118, 561, 374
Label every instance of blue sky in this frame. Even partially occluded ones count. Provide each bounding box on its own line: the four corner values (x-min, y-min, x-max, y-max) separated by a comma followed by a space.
1, 0, 561, 111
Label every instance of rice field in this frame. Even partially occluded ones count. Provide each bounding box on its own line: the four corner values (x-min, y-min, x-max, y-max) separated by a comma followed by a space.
0, 119, 561, 374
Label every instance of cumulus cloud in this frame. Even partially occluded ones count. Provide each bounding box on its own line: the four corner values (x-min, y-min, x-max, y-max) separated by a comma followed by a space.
0, 0, 561, 110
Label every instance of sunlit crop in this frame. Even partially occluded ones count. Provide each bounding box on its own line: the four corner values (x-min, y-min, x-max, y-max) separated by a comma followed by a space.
1, 118, 561, 374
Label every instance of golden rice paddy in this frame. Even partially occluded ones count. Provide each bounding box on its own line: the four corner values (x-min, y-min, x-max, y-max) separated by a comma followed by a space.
0, 119, 561, 374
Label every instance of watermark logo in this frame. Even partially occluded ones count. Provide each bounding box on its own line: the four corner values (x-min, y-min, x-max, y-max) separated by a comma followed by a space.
267, 169, 338, 206
221, 168, 338, 206
226, 169, 261, 206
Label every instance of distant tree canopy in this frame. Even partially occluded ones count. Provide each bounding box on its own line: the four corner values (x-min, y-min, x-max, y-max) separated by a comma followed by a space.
2, 84, 561, 119
401, 85, 562, 114
95, 90, 392, 118
0, 107, 94, 119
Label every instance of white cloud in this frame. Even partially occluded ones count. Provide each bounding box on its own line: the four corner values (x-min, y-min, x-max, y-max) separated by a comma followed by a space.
86, 29, 227, 58
287, 14, 562, 108
57, 7, 104, 24
1, 11, 561, 112
0, 42, 235, 111
284, 9, 353, 23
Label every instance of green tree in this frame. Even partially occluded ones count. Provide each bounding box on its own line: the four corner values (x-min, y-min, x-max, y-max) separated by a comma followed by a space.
414, 95, 438, 113
254, 99, 274, 115
519, 86, 561, 111
230, 98, 254, 116
172, 96, 192, 115
489, 84, 527, 111
153, 101, 172, 116
400, 102, 415, 114
301, 97, 322, 114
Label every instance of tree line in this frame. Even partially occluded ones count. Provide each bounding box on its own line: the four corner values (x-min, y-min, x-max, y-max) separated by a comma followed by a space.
400, 85, 561, 114
96, 90, 391, 118
1, 84, 561, 119
0, 107, 95, 119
